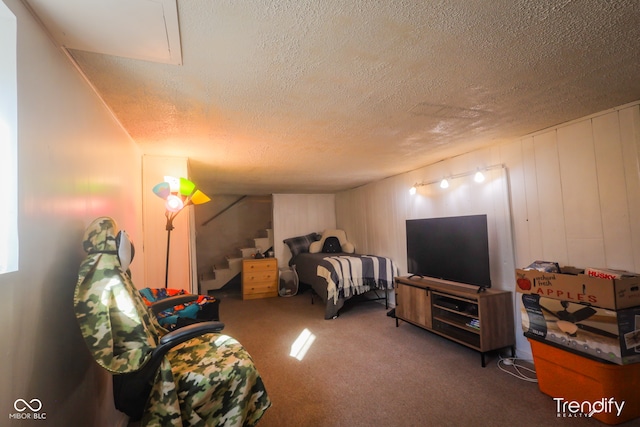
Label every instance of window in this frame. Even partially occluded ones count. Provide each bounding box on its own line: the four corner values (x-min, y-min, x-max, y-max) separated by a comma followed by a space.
0, 0, 17, 273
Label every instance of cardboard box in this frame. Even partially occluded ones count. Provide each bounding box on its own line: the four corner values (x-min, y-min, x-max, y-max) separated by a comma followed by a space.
521, 294, 640, 365
528, 338, 640, 425
515, 268, 640, 310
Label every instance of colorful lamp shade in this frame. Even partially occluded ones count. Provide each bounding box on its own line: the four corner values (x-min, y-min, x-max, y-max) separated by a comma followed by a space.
152, 181, 171, 199
153, 176, 210, 288
153, 176, 210, 218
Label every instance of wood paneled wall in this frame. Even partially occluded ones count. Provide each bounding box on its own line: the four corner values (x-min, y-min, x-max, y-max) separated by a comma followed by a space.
335, 102, 640, 357
504, 104, 640, 271
273, 194, 336, 267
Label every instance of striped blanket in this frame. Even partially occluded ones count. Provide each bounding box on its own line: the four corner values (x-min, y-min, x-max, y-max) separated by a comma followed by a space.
317, 255, 398, 303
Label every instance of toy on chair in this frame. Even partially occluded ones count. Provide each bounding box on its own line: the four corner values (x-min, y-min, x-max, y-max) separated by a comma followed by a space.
139, 287, 220, 330
114, 226, 222, 330
74, 217, 270, 425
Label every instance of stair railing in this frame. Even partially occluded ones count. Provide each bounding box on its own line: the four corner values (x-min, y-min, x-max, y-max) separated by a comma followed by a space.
201, 195, 247, 226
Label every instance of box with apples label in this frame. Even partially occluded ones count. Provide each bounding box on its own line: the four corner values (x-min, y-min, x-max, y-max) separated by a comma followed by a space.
515, 268, 640, 310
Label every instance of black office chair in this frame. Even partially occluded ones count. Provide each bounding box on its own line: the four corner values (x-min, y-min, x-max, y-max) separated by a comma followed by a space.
74, 217, 270, 425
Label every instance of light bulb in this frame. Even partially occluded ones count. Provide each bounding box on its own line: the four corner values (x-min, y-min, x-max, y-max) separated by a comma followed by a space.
440, 178, 449, 189
474, 170, 485, 183
165, 194, 184, 212
409, 186, 417, 195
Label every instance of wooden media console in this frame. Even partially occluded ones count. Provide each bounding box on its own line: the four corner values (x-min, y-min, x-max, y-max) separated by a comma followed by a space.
395, 275, 515, 366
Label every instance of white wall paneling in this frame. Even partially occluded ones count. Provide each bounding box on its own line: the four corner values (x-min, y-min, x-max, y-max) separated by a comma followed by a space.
532, 130, 568, 264
272, 193, 336, 267
619, 106, 640, 271
334, 102, 640, 360
592, 112, 633, 269
557, 121, 604, 267
520, 136, 544, 264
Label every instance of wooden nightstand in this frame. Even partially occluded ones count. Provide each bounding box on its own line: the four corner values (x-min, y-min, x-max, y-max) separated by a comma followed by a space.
242, 258, 278, 300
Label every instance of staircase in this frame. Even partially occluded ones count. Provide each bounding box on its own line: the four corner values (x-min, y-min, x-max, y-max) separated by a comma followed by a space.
200, 229, 273, 294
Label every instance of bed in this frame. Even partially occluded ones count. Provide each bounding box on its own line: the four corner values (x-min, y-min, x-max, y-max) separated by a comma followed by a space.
292, 251, 398, 319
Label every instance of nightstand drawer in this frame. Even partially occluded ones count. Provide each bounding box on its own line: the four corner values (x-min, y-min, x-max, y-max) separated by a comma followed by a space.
243, 281, 277, 299
243, 259, 278, 272
242, 258, 278, 300
244, 269, 277, 282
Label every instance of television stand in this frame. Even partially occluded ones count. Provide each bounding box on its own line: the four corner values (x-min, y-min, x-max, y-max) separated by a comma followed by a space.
394, 276, 515, 367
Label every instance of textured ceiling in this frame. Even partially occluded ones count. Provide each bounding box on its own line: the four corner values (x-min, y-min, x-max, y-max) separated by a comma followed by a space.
27, 0, 640, 195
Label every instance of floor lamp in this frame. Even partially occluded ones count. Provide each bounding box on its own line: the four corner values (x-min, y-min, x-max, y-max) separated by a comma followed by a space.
153, 176, 210, 288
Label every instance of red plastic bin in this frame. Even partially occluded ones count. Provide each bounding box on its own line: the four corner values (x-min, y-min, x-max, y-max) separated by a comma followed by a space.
529, 338, 640, 425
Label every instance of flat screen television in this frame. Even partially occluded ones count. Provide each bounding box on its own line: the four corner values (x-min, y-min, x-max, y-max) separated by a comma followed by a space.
406, 214, 491, 289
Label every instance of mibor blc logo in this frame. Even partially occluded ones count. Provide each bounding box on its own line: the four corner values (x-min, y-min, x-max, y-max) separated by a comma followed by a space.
9, 398, 46, 420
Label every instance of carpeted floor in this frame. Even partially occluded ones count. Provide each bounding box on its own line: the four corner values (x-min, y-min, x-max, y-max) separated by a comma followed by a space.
214, 290, 629, 427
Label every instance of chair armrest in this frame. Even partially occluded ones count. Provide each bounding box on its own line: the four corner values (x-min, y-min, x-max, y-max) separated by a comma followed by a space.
159, 321, 225, 346
150, 294, 199, 314
146, 321, 225, 368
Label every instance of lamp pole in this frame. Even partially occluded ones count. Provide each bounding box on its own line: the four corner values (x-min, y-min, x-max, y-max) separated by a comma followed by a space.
154, 177, 211, 289
164, 212, 176, 289
164, 226, 172, 289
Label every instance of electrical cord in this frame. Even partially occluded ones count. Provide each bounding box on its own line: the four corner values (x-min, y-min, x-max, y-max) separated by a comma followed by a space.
497, 355, 538, 382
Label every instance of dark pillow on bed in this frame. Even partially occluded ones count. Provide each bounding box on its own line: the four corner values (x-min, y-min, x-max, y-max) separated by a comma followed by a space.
283, 233, 320, 259
322, 236, 341, 253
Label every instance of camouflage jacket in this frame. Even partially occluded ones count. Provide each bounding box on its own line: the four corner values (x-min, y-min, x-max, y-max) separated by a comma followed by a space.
74, 217, 270, 426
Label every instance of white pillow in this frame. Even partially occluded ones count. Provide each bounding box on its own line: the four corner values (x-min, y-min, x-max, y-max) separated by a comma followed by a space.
341, 241, 355, 253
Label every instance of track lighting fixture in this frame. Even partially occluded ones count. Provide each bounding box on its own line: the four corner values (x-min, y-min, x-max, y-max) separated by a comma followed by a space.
409, 164, 504, 195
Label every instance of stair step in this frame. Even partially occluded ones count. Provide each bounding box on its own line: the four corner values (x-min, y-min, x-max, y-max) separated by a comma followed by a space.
202, 228, 275, 292
228, 257, 243, 270
254, 237, 271, 252
202, 264, 241, 293
240, 247, 258, 258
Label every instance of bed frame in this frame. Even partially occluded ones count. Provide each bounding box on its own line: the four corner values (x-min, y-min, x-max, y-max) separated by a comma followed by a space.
292, 252, 395, 319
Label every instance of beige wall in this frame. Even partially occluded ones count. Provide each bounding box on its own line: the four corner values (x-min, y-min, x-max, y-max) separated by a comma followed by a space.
1, 0, 141, 425
335, 101, 640, 359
